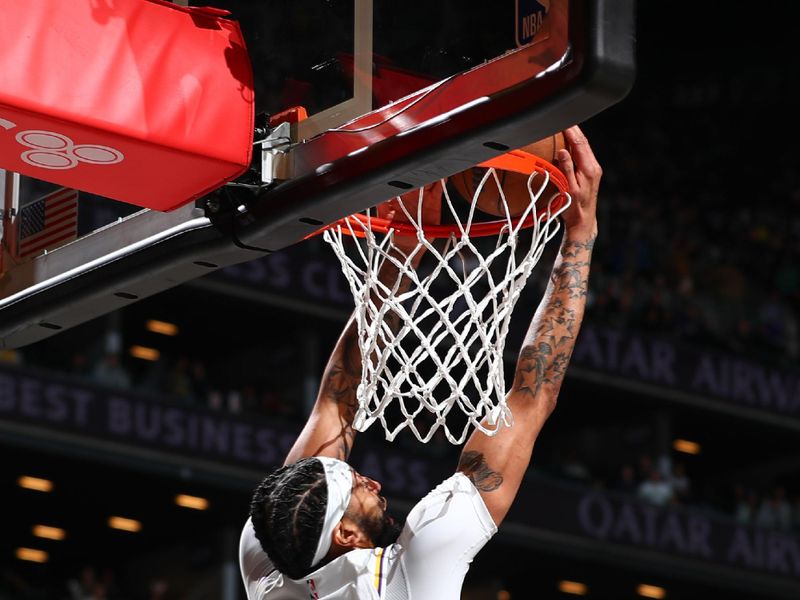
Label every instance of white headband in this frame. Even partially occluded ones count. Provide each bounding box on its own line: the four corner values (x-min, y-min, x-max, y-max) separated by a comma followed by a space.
311, 457, 353, 568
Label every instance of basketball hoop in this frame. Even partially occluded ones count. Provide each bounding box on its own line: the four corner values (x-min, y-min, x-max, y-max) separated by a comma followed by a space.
322, 149, 570, 444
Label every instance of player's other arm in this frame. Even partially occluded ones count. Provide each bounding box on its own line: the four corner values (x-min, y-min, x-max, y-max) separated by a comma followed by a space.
457, 126, 600, 526
284, 184, 442, 465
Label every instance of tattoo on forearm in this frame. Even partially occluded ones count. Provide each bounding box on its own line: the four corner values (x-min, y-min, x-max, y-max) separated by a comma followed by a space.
315, 417, 356, 461
513, 343, 549, 397
318, 327, 362, 460
512, 234, 595, 403
549, 235, 595, 299
337, 423, 356, 461
322, 329, 361, 401
551, 259, 591, 298
318, 249, 421, 461
561, 238, 596, 258
515, 298, 578, 394
458, 451, 504, 491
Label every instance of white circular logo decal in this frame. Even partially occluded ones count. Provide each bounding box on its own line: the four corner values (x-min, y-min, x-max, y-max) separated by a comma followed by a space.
21, 149, 78, 170
71, 144, 124, 164
15, 129, 124, 170
18, 130, 71, 150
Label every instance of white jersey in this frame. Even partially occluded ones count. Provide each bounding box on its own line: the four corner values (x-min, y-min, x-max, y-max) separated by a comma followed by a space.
240, 472, 497, 600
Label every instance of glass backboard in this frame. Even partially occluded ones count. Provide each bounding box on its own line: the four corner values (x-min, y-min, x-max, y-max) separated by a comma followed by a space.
0, 0, 635, 348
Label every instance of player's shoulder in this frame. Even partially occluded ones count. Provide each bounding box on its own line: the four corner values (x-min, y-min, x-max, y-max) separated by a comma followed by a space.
421, 471, 481, 502
403, 472, 496, 533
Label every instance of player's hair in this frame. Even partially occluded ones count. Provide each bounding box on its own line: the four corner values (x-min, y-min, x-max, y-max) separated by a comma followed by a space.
249, 457, 328, 579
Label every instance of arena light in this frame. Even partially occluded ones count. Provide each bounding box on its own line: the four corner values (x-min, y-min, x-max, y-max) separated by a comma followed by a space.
496, 590, 511, 600
146, 319, 179, 336
108, 516, 142, 532
175, 494, 209, 510
637, 584, 666, 599
129, 345, 160, 361
16, 548, 48, 563
17, 475, 53, 492
558, 580, 588, 595
32, 525, 66, 541
673, 439, 701, 455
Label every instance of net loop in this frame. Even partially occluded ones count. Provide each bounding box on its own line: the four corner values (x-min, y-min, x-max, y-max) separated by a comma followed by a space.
323, 151, 571, 444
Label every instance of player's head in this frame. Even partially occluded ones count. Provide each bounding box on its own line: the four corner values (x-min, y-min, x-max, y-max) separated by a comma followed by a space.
249, 456, 400, 579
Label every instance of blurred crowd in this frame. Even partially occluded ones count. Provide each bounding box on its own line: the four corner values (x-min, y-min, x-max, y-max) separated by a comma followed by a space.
550, 449, 800, 534
584, 72, 800, 366
0, 346, 303, 422
0, 564, 191, 600
59, 566, 185, 600
65, 566, 118, 600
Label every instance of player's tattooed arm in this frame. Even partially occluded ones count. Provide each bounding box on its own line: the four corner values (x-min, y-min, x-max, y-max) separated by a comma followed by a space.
315, 321, 361, 460
283, 242, 423, 465
511, 231, 595, 406
511, 123, 599, 407
284, 316, 361, 464
454, 233, 594, 516
457, 126, 601, 526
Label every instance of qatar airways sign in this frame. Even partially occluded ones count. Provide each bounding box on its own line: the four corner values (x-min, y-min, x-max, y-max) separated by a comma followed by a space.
512, 483, 800, 581
577, 492, 800, 578
572, 326, 800, 418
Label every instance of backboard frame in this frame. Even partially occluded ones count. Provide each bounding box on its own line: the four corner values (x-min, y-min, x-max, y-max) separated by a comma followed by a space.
0, 0, 635, 349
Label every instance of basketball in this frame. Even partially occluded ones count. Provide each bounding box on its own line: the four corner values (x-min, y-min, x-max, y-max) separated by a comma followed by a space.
450, 132, 566, 217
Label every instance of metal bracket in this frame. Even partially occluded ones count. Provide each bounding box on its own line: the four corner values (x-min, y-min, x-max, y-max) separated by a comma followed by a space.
260, 122, 292, 186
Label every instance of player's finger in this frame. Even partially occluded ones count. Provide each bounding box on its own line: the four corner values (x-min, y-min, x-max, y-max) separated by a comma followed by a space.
556, 148, 579, 191
564, 125, 600, 178
563, 125, 588, 149
563, 126, 590, 164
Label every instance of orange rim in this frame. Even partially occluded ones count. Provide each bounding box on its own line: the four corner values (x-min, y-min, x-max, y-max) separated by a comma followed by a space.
319, 149, 569, 239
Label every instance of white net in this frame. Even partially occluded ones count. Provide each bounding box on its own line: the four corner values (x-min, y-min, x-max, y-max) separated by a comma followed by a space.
323, 167, 570, 444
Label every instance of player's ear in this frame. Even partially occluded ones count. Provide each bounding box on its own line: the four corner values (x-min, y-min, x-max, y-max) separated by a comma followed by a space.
333, 517, 370, 549
332, 520, 356, 549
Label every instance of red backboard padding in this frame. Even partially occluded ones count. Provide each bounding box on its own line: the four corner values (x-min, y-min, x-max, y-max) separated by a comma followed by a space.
0, 0, 253, 211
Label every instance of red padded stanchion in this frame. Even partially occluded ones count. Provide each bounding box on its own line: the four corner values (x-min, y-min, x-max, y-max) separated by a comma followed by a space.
0, 0, 253, 211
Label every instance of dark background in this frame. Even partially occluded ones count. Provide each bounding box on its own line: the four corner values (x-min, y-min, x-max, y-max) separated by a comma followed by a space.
2, 2, 799, 600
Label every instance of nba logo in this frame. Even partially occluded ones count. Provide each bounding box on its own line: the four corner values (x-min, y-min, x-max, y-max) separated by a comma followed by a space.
516, 0, 550, 47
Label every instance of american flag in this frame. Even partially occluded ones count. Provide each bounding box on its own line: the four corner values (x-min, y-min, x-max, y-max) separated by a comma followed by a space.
17, 187, 78, 259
